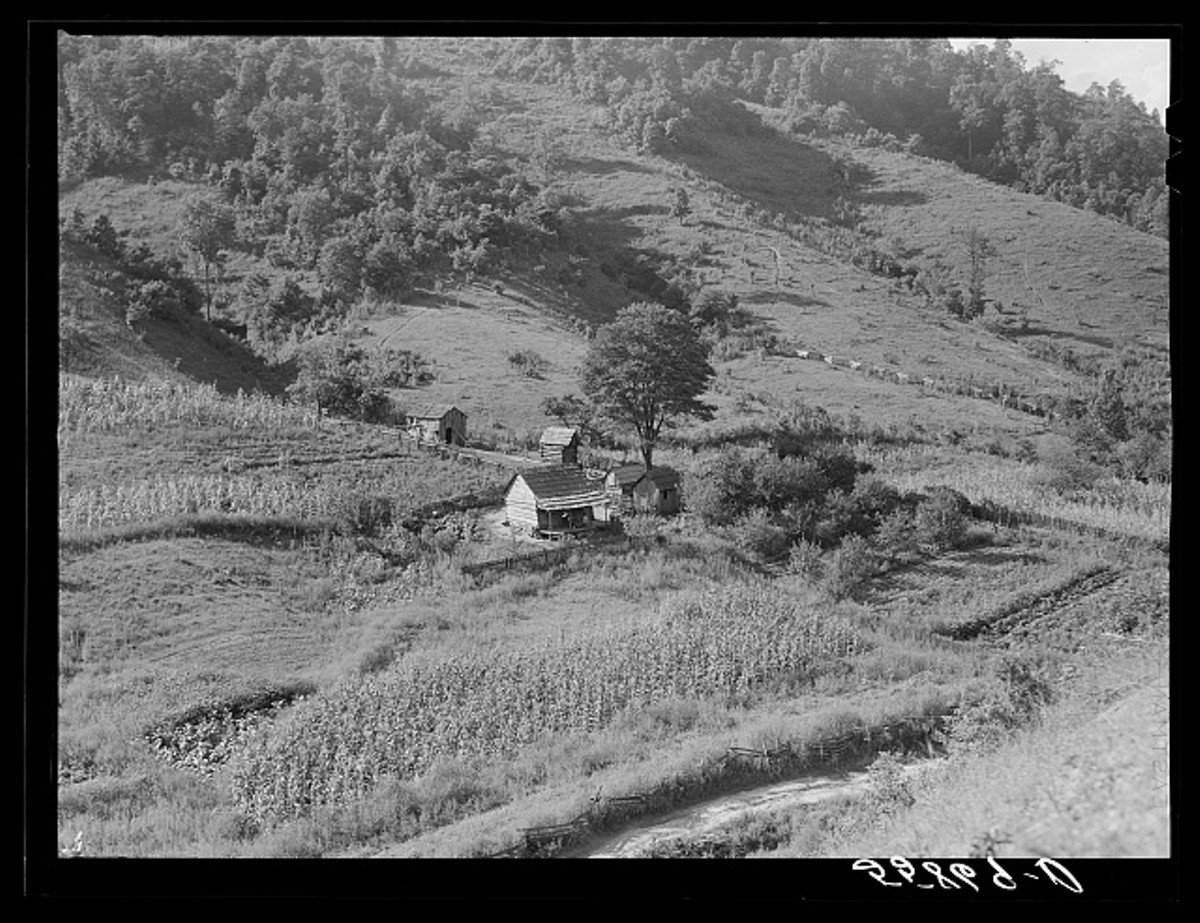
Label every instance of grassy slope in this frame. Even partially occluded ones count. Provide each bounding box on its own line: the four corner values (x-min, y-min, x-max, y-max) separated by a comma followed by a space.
849, 141, 1171, 354
53, 41, 1170, 860
59, 236, 287, 396
786, 637, 1170, 859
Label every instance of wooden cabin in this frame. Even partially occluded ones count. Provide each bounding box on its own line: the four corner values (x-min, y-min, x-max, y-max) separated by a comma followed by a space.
605, 464, 682, 516
504, 466, 609, 538
405, 404, 467, 446
539, 426, 581, 466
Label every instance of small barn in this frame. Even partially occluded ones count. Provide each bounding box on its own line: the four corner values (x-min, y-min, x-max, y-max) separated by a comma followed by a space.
504, 466, 609, 538
406, 404, 467, 446
539, 426, 581, 466
605, 464, 682, 516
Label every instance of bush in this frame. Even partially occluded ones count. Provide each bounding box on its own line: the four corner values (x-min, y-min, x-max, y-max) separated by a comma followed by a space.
623, 513, 664, 546
787, 538, 824, 579
334, 492, 395, 536
731, 509, 791, 562
507, 349, 549, 379
941, 653, 1057, 753
686, 447, 754, 526
1035, 443, 1106, 494
847, 477, 903, 536
913, 487, 970, 551
874, 508, 918, 559
821, 534, 878, 600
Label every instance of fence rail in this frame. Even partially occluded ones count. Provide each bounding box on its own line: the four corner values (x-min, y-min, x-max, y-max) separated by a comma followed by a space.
461, 545, 575, 577
792, 346, 1059, 421
969, 499, 1169, 553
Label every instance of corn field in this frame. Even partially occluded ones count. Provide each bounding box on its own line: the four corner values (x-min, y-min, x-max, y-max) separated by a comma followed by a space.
58, 374, 318, 443
58, 473, 338, 530
229, 585, 865, 823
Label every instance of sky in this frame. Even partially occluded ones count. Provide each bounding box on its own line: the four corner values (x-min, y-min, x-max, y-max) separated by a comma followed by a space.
947, 38, 1172, 122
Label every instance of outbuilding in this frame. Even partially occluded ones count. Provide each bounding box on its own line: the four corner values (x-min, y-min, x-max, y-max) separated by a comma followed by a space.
504, 466, 609, 538
539, 426, 581, 466
406, 404, 468, 446
605, 464, 682, 516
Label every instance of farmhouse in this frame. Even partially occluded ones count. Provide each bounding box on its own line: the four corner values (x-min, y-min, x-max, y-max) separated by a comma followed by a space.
504, 466, 609, 538
605, 464, 682, 516
406, 404, 467, 446
539, 426, 580, 466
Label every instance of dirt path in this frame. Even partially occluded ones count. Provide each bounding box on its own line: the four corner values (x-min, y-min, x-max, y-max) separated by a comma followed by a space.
564, 761, 941, 859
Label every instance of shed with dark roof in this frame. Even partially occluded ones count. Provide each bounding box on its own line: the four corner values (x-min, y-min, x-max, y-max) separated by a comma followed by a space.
605, 465, 682, 516
630, 466, 681, 514
405, 404, 467, 446
504, 465, 609, 537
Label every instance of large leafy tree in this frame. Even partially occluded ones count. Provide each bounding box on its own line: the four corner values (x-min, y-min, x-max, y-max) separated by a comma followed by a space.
179, 194, 236, 321
581, 302, 715, 468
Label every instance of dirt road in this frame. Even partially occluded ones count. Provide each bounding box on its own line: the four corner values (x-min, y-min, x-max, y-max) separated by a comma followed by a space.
567, 761, 941, 859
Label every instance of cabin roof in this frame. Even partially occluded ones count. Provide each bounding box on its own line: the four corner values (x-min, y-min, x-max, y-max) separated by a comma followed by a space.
508, 466, 607, 510
407, 404, 464, 421
609, 463, 648, 488
609, 464, 681, 490
639, 466, 681, 489
539, 426, 579, 447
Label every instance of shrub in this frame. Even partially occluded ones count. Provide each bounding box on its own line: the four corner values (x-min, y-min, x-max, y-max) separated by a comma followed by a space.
874, 508, 918, 559
813, 489, 859, 545
1035, 443, 1106, 494
686, 447, 754, 526
507, 349, 549, 379
623, 513, 664, 546
847, 477, 903, 537
732, 509, 790, 562
942, 653, 1057, 752
821, 534, 879, 600
913, 487, 970, 551
787, 538, 824, 580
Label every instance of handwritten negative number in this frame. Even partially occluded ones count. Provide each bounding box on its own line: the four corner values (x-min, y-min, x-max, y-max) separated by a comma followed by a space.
853, 857, 1081, 894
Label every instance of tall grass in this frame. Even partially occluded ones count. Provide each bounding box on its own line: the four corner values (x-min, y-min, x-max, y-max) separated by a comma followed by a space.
58, 373, 318, 441
860, 445, 1170, 543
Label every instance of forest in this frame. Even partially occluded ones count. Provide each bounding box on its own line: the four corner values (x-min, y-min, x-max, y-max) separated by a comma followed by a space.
58, 35, 573, 355
59, 35, 1170, 241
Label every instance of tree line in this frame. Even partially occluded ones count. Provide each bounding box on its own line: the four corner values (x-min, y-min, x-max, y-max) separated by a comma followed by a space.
485, 37, 1169, 237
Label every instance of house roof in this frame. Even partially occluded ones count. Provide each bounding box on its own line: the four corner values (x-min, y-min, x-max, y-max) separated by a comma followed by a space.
539, 426, 579, 447
608, 464, 681, 490
508, 465, 608, 510
609, 463, 649, 489
636, 466, 681, 490
407, 404, 464, 421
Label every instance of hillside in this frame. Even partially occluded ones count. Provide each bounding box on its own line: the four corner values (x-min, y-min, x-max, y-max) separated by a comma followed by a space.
56, 38, 1171, 437
59, 236, 288, 396
50, 35, 1171, 874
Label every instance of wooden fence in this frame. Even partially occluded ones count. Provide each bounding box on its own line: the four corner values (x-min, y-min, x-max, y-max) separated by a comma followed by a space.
460, 545, 576, 578
791, 346, 1059, 421
968, 499, 1169, 553
482, 714, 945, 858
